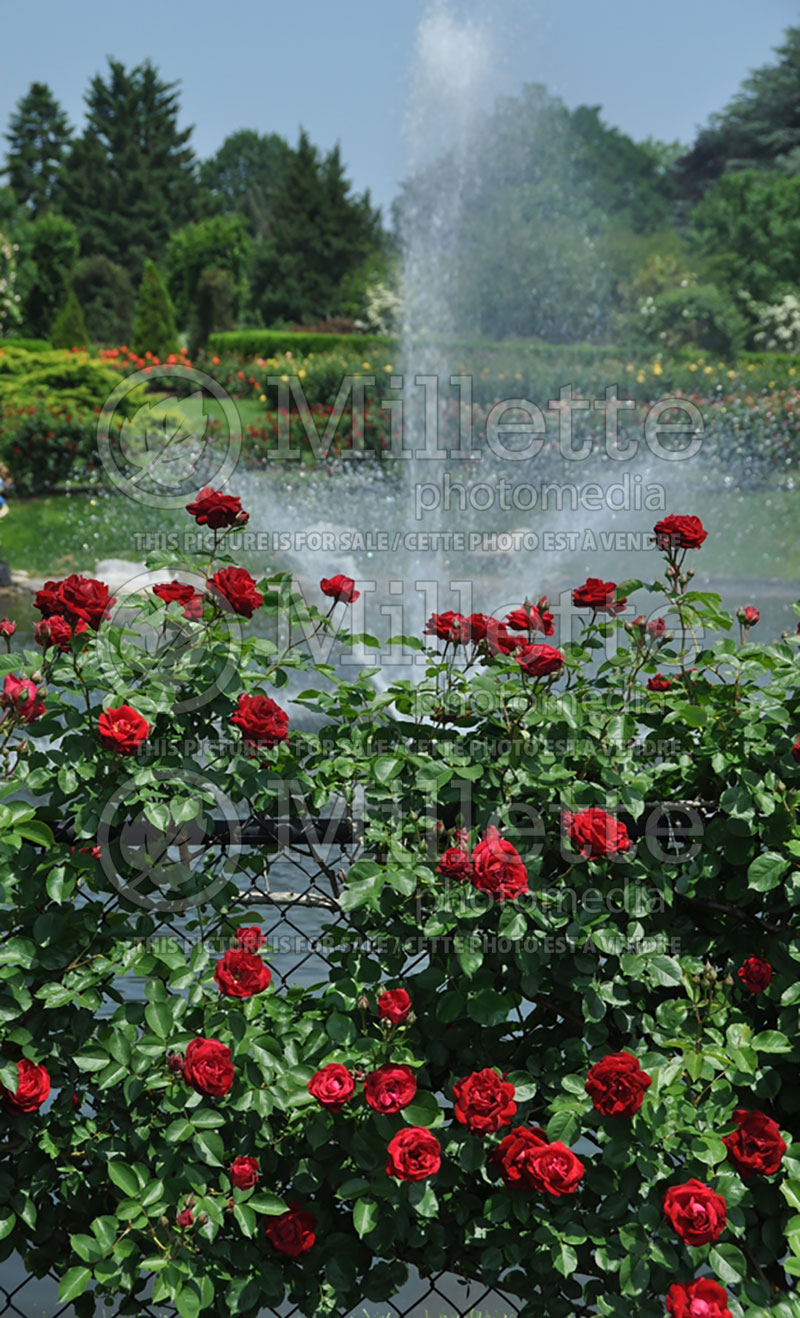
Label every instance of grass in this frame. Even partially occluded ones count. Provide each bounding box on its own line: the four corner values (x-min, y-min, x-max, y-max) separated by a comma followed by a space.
0, 492, 187, 577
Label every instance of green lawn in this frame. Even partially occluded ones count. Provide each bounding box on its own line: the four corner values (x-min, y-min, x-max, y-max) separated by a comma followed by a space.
0, 492, 186, 577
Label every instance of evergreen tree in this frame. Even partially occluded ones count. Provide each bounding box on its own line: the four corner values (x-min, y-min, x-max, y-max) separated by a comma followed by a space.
69, 255, 135, 345
132, 260, 178, 358
50, 289, 89, 348
61, 60, 199, 281
199, 130, 291, 237
3, 82, 72, 216
18, 211, 79, 339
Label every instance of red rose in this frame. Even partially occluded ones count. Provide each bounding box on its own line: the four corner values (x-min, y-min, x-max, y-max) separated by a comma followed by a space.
34, 615, 87, 652
653, 514, 707, 551
663, 1179, 727, 1245
585, 1052, 652, 1117
57, 574, 116, 629
737, 605, 759, 627
229, 1156, 260, 1189
265, 1202, 316, 1256
33, 580, 64, 618
1, 1058, 50, 1114
514, 643, 564, 678
386, 1127, 441, 1181
176, 1208, 194, 1228
320, 574, 359, 603
235, 925, 265, 952
491, 1126, 584, 1195
793, 735, 800, 764
470, 826, 528, 901
647, 617, 666, 637
666, 1278, 731, 1318
98, 705, 150, 755
505, 599, 554, 636
424, 611, 469, 644
572, 578, 626, 614
647, 675, 674, 692
737, 956, 772, 993
437, 847, 473, 881
568, 807, 631, 859
377, 988, 411, 1024
230, 693, 288, 749
185, 487, 248, 529
483, 618, 524, 656
214, 949, 271, 998
183, 1037, 234, 1097
308, 1063, 355, 1110
209, 566, 263, 617
453, 1068, 516, 1134
465, 612, 491, 641
722, 1109, 786, 1179
153, 580, 204, 619
364, 1063, 417, 1113
1, 675, 45, 723
0, 618, 16, 637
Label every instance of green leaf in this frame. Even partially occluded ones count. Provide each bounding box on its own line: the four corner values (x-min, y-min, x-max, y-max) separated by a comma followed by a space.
554, 1242, 578, 1277
753, 1030, 792, 1053
372, 755, 404, 784
16, 820, 55, 847
144, 999, 173, 1039
233, 1203, 256, 1238
747, 852, 789, 892
109, 1163, 140, 1197
646, 955, 683, 987
454, 934, 483, 977
401, 1091, 441, 1128
353, 1198, 378, 1237
58, 1267, 92, 1303
708, 1242, 747, 1284
248, 1192, 288, 1215
192, 1130, 225, 1167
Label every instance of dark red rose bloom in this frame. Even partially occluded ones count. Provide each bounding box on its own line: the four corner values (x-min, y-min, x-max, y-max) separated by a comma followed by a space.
793, 735, 800, 764
424, 611, 469, 644
666, 1278, 731, 1318
437, 847, 473, 881
647, 674, 674, 692
230, 693, 288, 750
0, 618, 15, 637
465, 612, 491, 641
364, 1063, 417, 1113
266, 1202, 316, 1256
235, 926, 265, 953
653, 514, 707, 551
483, 618, 525, 656
1, 1058, 50, 1114
185, 487, 248, 529
33, 580, 64, 618
183, 1038, 234, 1097
470, 826, 528, 901
738, 956, 772, 994
320, 574, 359, 603
97, 705, 150, 755
214, 949, 271, 998
1, 675, 45, 723
505, 599, 554, 636
208, 566, 263, 618
34, 614, 88, 652
572, 578, 626, 614
491, 1126, 584, 1195
308, 1063, 356, 1110
153, 580, 204, 619
585, 1052, 652, 1117
386, 1127, 441, 1181
176, 1208, 194, 1228
737, 605, 759, 627
453, 1068, 516, 1134
515, 643, 564, 678
722, 1109, 786, 1179
647, 617, 667, 637
229, 1156, 260, 1189
377, 988, 411, 1024
56, 574, 116, 629
568, 807, 631, 859
663, 1179, 727, 1245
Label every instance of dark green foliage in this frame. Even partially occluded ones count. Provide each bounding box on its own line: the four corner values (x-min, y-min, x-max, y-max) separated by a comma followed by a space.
199, 129, 292, 237
207, 329, 395, 357
132, 260, 178, 358
689, 170, 800, 304
0, 402, 97, 494
69, 255, 135, 345
50, 289, 89, 349
17, 211, 78, 339
189, 267, 235, 354
3, 82, 72, 217
60, 59, 199, 282
165, 214, 250, 332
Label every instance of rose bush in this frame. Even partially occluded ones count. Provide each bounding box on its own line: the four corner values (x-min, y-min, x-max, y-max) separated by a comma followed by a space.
0, 501, 800, 1317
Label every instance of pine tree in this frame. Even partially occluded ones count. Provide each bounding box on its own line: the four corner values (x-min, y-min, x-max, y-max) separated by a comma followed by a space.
132, 260, 178, 358
50, 289, 89, 348
199, 130, 291, 238
61, 60, 198, 282
3, 82, 72, 216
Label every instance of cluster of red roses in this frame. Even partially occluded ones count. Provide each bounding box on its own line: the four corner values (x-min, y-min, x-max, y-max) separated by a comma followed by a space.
422, 599, 565, 679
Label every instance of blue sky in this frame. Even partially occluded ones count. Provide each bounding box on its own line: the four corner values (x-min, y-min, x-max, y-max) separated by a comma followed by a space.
1, 0, 798, 219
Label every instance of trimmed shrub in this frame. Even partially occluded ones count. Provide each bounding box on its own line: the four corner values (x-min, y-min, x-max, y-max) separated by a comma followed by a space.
50, 290, 89, 349
132, 259, 178, 359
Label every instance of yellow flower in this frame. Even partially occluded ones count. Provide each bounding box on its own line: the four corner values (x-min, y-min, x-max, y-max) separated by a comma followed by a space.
636, 371, 645, 383
280, 374, 289, 382
769, 379, 775, 388
727, 369, 736, 379
259, 393, 266, 403
718, 362, 725, 369
625, 363, 634, 372
362, 361, 371, 370
704, 366, 713, 375
688, 364, 697, 373
652, 362, 663, 376
790, 367, 796, 377
514, 372, 522, 381
747, 363, 755, 371
298, 368, 306, 379
384, 364, 393, 372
